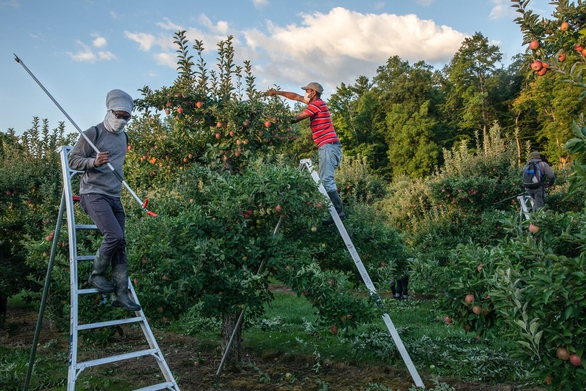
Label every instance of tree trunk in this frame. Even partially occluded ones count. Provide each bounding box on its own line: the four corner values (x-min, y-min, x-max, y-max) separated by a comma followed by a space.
0, 296, 7, 323
221, 311, 242, 369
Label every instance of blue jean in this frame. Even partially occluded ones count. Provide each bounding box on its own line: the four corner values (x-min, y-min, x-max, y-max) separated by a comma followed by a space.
318, 142, 342, 193
80, 193, 127, 265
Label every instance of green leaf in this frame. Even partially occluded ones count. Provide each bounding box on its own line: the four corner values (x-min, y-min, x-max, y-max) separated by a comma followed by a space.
564, 305, 573, 320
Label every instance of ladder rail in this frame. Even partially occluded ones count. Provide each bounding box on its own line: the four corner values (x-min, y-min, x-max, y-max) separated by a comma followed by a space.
58, 146, 83, 390
300, 158, 426, 389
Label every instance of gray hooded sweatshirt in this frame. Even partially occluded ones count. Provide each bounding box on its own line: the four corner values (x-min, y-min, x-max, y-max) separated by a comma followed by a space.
68, 123, 127, 197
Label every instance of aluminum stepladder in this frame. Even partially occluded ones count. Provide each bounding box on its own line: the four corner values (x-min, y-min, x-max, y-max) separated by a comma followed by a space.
517, 194, 534, 220
30, 145, 179, 391
299, 159, 426, 389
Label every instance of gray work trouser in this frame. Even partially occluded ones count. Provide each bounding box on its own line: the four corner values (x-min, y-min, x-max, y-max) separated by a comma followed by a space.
80, 193, 127, 265
526, 186, 546, 212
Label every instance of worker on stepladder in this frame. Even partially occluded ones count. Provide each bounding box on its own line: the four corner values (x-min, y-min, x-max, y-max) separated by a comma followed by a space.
68, 89, 140, 311
267, 82, 345, 225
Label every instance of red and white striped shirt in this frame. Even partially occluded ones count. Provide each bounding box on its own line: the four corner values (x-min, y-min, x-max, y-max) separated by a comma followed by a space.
303, 99, 339, 148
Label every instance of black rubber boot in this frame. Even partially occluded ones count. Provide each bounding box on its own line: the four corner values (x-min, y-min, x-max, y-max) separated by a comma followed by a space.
322, 190, 346, 226
111, 263, 141, 311
88, 250, 115, 293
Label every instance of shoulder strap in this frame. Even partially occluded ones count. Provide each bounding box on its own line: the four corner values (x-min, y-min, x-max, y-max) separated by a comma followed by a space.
93, 126, 100, 144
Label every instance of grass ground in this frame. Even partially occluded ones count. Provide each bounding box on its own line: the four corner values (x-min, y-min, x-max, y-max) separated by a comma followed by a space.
1, 287, 545, 391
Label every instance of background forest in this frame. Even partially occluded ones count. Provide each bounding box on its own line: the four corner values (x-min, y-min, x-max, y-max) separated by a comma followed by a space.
2, 1, 586, 390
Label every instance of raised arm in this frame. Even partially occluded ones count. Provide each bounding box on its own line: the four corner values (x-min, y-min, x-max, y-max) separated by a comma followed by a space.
266, 89, 306, 103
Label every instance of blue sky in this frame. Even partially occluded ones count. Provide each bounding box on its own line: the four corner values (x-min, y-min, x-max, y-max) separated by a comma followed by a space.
1, 0, 555, 135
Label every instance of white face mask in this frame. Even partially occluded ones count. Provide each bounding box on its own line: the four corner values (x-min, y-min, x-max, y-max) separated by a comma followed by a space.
104, 111, 128, 134
303, 91, 311, 103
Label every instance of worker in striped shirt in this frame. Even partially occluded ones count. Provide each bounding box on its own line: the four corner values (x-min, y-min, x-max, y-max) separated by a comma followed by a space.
267, 82, 345, 225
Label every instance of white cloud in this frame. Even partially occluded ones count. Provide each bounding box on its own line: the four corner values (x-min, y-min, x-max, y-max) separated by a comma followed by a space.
110, 11, 118, 19
91, 34, 107, 48
125, 7, 467, 96
489, 0, 517, 20
246, 8, 465, 62
67, 39, 117, 62
67, 40, 96, 62
416, 0, 435, 6
253, 0, 268, 8
125, 31, 157, 51
374, 2, 385, 11
153, 52, 176, 68
243, 7, 466, 90
198, 14, 230, 35
97, 51, 116, 60
157, 17, 183, 31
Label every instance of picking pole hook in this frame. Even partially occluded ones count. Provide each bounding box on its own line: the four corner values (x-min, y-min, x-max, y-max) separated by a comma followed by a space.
14, 53, 157, 217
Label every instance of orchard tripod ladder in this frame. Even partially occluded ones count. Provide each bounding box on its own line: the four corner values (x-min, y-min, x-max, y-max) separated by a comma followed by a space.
23, 145, 179, 391
517, 194, 534, 220
299, 159, 426, 389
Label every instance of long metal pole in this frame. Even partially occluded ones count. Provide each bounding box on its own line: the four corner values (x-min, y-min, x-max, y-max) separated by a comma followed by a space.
13, 53, 157, 217
216, 216, 283, 375
23, 192, 66, 391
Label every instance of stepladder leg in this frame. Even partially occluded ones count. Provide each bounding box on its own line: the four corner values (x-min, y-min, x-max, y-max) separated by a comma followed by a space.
299, 158, 426, 389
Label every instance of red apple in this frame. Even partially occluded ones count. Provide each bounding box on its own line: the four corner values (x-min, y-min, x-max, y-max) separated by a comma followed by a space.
544, 376, 552, 385
229, 130, 234, 137
217, 122, 223, 128
215, 133, 221, 139
331, 325, 338, 335
275, 205, 282, 213
127, 145, 132, 151
264, 120, 271, 128
570, 354, 582, 366
530, 60, 543, 71
472, 306, 482, 315
316, 202, 323, 209
529, 40, 540, 50
477, 264, 483, 272
165, 109, 170, 115
196, 101, 203, 108
537, 67, 547, 76
575, 43, 584, 52
560, 21, 570, 31
177, 106, 183, 114
243, 120, 250, 127
558, 52, 566, 62
465, 294, 475, 305
444, 316, 452, 325
529, 224, 539, 233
